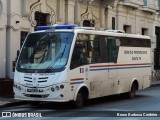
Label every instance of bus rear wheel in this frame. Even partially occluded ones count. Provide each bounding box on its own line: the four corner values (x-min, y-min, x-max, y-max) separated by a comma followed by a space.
128, 83, 136, 99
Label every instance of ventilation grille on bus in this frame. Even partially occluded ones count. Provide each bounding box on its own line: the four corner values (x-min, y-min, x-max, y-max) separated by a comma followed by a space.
23, 93, 49, 98
24, 76, 32, 83
38, 77, 48, 83
24, 76, 48, 83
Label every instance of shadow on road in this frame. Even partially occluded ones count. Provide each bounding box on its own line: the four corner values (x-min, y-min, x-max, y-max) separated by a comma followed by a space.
30, 94, 152, 111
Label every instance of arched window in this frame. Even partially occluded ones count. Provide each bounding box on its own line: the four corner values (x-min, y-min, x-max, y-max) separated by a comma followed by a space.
35, 11, 49, 29
83, 20, 90, 27
83, 19, 95, 27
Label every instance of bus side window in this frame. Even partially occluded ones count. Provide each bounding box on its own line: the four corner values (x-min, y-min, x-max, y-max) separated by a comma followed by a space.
70, 41, 89, 69
91, 35, 107, 63
96, 36, 108, 63
90, 40, 100, 63
106, 38, 119, 63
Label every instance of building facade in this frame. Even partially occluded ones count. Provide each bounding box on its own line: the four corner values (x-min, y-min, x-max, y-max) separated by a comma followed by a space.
0, 0, 160, 80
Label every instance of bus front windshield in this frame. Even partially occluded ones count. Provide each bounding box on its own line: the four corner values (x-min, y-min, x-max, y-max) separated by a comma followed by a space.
17, 32, 74, 73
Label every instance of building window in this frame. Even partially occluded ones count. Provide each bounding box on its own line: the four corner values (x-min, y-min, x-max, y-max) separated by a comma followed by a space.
0, 0, 2, 16
112, 17, 115, 30
158, 0, 160, 10
142, 28, 148, 35
123, 25, 131, 33
83, 20, 90, 27
83, 19, 95, 27
35, 11, 49, 29
143, 0, 147, 6
20, 31, 28, 48
155, 27, 160, 70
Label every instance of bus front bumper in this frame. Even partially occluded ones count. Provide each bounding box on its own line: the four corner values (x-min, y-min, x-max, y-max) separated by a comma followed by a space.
13, 83, 72, 102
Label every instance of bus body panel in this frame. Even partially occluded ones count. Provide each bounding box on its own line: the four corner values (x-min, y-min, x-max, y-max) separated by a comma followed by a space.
116, 46, 151, 93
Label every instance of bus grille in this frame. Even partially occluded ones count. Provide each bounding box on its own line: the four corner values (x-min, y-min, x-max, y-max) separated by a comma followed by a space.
38, 77, 48, 83
24, 76, 32, 82
24, 76, 48, 83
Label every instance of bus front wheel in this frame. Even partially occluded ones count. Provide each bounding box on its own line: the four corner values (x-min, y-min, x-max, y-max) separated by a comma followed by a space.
74, 91, 85, 108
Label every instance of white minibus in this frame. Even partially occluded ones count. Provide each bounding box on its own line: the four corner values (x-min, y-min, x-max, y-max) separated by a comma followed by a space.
14, 24, 151, 107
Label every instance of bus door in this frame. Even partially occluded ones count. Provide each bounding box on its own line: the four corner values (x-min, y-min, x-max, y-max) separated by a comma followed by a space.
106, 37, 119, 94
88, 38, 103, 98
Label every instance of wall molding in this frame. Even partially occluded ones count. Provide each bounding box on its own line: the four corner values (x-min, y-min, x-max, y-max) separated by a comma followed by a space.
21, 0, 30, 17
29, 0, 56, 27
81, 3, 99, 28
0, 0, 2, 16
8, 12, 21, 30
0, 0, 7, 29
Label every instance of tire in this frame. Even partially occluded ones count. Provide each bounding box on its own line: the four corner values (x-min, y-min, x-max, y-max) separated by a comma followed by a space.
74, 91, 85, 108
128, 83, 136, 99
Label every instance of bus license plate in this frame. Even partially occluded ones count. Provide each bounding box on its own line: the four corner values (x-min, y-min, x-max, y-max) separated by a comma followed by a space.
27, 88, 43, 93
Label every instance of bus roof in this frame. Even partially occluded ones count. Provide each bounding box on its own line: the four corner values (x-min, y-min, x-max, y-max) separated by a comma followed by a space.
73, 29, 150, 39
33, 28, 150, 40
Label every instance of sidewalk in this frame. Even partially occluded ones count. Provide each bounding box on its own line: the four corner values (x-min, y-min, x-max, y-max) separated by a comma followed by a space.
150, 80, 160, 87
0, 80, 160, 108
0, 96, 27, 108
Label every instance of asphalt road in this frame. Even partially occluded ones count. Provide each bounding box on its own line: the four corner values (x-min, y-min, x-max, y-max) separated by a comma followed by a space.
0, 86, 160, 120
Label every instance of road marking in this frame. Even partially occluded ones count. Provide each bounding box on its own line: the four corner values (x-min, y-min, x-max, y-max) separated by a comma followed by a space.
105, 108, 132, 111
1, 108, 34, 112
119, 118, 141, 120
68, 117, 102, 120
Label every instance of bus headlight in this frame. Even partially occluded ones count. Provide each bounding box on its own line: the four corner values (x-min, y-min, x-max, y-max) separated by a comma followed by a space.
60, 85, 64, 89
51, 87, 55, 92
50, 84, 65, 92
55, 86, 59, 91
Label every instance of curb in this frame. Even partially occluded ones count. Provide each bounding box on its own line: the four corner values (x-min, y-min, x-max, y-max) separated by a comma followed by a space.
0, 101, 27, 108
151, 83, 160, 87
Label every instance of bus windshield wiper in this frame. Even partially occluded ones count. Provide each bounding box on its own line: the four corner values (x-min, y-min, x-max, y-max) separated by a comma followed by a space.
46, 52, 63, 70
46, 44, 67, 70
46, 37, 69, 71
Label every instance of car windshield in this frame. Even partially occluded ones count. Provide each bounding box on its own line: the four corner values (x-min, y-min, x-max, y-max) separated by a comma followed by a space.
17, 32, 74, 73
